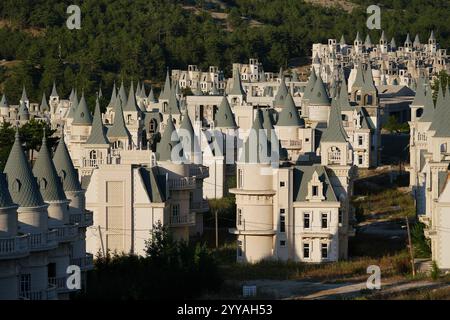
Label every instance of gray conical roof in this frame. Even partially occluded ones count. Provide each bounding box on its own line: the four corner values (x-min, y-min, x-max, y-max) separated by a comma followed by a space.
179, 112, 200, 154
0, 94, 9, 109
124, 82, 140, 112
53, 135, 82, 192
108, 82, 117, 109
274, 70, 289, 107
215, 96, 237, 128
352, 63, 365, 89
313, 53, 320, 64
148, 87, 157, 103
21, 86, 28, 102
363, 65, 377, 92
210, 81, 220, 95
365, 34, 372, 47
72, 93, 93, 125
263, 109, 287, 162
240, 109, 272, 164
86, 98, 110, 145
405, 33, 412, 45
156, 115, 183, 162
429, 30, 436, 41
51, 82, 58, 97
303, 70, 317, 100
118, 81, 127, 106
229, 67, 245, 96
136, 81, 142, 98
390, 37, 397, 49
33, 133, 67, 202
107, 98, 131, 139
0, 173, 16, 208
340, 35, 346, 46
276, 92, 304, 127
309, 73, 330, 106
67, 91, 79, 118
18, 101, 29, 118
419, 86, 435, 123
355, 31, 362, 43
432, 88, 450, 137
339, 79, 353, 111
164, 85, 181, 115
413, 34, 421, 47
40, 93, 49, 112
3, 131, 45, 207
412, 75, 426, 106
69, 88, 74, 101
321, 98, 348, 143
159, 69, 171, 100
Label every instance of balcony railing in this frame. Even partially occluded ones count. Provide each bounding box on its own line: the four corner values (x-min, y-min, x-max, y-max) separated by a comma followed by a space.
49, 276, 79, 293
189, 166, 210, 177
69, 211, 93, 227
52, 225, 79, 242
20, 285, 57, 300
28, 230, 58, 251
170, 214, 196, 226
0, 235, 29, 258
281, 139, 302, 148
70, 253, 94, 271
168, 177, 197, 190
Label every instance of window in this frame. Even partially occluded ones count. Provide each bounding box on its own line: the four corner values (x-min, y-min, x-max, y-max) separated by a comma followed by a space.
172, 204, 180, 217
237, 209, 242, 226
321, 213, 328, 229
305, 138, 310, 143
280, 240, 286, 247
312, 186, 319, 197
280, 213, 286, 233
280, 181, 285, 187
20, 274, 31, 296
303, 243, 310, 259
321, 243, 328, 259
238, 169, 244, 188
339, 210, 343, 224
358, 136, 363, 146
237, 240, 243, 257
358, 155, 363, 165
304, 213, 310, 229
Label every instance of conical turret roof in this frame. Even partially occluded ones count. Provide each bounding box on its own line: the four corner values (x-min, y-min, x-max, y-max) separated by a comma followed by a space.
108, 82, 117, 109
0, 172, 15, 208
215, 96, 237, 128
309, 73, 330, 106
86, 98, 110, 145
156, 115, 183, 162
419, 85, 435, 123
321, 97, 348, 143
148, 87, 157, 103
274, 69, 289, 107
159, 69, 171, 101
53, 134, 82, 192
118, 81, 127, 106
339, 79, 353, 111
303, 70, 317, 100
107, 98, 131, 139
51, 81, 58, 97
229, 67, 245, 96
40, 93, 49, 112
124, 82, 140, 112
33, 132, 67, 201
72, 93, 93, 125
3, 130, 45, 207
0, 94, 9, 109
21, 86, 28, 102
276, 92, 304, 127
179, 111, 200, 155
165, 85, 181, 114
239, 109, 271, 164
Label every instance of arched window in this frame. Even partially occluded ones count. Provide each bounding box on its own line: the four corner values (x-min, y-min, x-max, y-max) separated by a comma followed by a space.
89, 150, 97, 160
328, 146, 341, 163
441, 143, 447, 153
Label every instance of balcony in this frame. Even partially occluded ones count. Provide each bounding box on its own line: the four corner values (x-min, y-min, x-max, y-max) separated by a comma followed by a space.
70, 253, 94, 271
51, 225, 79, 242
28, 230, 58, 251
281, 140, 302, 149
190, 200, 209, 212
0, 235, 29, 260
20, 285, 57, 300
49, 276, 79, 294
69, 211, 93, 227
189, 166, 210, 178
168, 177, 196, 190
169, 213, 196, 226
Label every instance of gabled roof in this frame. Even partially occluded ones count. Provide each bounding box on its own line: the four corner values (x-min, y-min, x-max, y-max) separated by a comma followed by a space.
123, 82, 140, 112
107, 98, 131, 139
72, 93, 93, 125
308, 73, 330, 106
0, 172, 16, 208
3, 130, 45, 207
229, 67, 245, 96
215, 96, 237, 128
419, 86, 435, 123
40, 93, 49, 112
53, 135, 82, 192
138, 167, 165, 202
86, 98, 110, 145
51, 82, 58, 97
156, 115, 183, 162
0, 94, 9, 109
276, 92, 304, 127
303, 70, 317, 100
321, 97, 348, 143
293, 165, 337, 202
32, 133, 67, 202
159, 69, 171, 101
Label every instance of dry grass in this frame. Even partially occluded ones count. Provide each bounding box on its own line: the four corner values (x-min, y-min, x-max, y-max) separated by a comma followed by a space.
0, 19, 45, 37
303, 0, 357, 13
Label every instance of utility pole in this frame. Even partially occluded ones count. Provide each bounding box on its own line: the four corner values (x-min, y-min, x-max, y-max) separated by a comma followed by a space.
405, 217, 416, 277
215, 210, 219, 249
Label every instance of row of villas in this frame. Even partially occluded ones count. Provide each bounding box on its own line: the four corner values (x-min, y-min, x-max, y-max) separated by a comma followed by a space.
0, 130, 92, 300
408, 76, 450, 271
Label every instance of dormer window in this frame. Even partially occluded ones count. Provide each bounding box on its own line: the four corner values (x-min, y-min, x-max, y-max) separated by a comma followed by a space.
312, 186, 319, 197
306, 171, 325, 201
